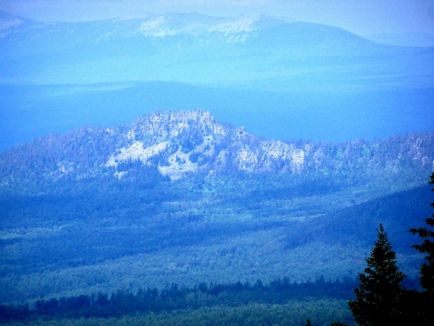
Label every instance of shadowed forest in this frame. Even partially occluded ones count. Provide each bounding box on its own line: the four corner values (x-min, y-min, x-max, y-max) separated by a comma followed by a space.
1, 174, 433, 326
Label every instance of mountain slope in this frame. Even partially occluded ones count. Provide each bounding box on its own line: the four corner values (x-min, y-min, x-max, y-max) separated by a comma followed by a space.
0, 175, 431, 303
0, 13, 433, 90
1, 14, 433, 150
0, 110, 432, 303
1, 110, 433, 194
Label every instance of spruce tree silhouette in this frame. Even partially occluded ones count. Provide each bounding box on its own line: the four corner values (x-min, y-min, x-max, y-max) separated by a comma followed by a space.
409, 172, 434, 324
349, 224, 405, 326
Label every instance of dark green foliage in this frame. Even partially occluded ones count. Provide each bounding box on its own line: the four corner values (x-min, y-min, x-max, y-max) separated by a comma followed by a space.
1, 300, 352, 326
0, 278, 355, 323
349, 224, 405, 325
0, 181, 430, 304
410, 172, 434, 295
407, 172, 434, 324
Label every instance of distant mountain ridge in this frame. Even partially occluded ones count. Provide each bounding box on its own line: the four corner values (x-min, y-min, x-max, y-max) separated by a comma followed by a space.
1, 110, 432, 193
365, 32, 434, 47
1, 12, 433, 89
1, 12, 433, 151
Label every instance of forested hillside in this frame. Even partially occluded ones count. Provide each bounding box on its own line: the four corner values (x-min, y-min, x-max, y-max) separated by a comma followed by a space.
1, 112, 432, 306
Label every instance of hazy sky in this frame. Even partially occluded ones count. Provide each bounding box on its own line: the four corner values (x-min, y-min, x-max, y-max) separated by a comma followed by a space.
1, 0, 433, 35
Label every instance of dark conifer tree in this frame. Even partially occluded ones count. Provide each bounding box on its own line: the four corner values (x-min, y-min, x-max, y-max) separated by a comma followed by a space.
409, 172, 434, 324
410, 172, 434, 295
349, 224, 405, 326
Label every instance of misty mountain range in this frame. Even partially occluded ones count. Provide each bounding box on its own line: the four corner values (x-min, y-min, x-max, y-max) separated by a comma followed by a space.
0, 11, 433, 308
1, 11, 433, 89
1, 12, 434, 150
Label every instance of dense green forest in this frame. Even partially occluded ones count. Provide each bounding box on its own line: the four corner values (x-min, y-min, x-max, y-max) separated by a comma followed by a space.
2, 173, 433, 325
1, 178, 430, 303
1, 300, 351, 326
0, 278, 355, 324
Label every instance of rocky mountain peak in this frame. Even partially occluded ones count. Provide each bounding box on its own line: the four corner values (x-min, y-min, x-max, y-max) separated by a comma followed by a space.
127, 109, 227, 142
0, 110, 433, 192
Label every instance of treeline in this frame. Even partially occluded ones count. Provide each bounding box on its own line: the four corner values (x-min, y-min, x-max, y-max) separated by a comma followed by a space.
346, 173, 434, 325
0, 277, 355, 323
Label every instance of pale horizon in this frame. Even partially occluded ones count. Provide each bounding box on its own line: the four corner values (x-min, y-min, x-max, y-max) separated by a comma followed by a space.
1, 0, 433, 36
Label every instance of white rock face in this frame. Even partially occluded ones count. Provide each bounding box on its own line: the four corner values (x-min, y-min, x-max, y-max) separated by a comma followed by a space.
212, 16, 257, 35
94, 110, 434, 182
126, 129, 136, 140
131, 110, 226, 141
114, 170, 128, 180
102, 110, 312, 180
106, 141, 169, 168
137, 15, 262, 41
211, 16, 258, 43
290, 149, 305, 172
236, 147, 259, 172
1, 110, 433, 188
140, 16, 176, 38
194, 135, 215, 157
158, 149, 198, 181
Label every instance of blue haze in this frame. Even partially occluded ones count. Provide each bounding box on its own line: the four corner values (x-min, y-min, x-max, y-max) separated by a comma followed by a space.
1, 4, 434, 314
0, 13, 433, 149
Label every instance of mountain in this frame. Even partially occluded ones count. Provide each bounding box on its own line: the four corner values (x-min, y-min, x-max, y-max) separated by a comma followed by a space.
0, 110, 432, 303
1, 13, 433, 90
1, 14, 433, 150
365, 32, 434, 47
2, 82, 434, 152
1, 110, 433, 194
1, 13, 433, 304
